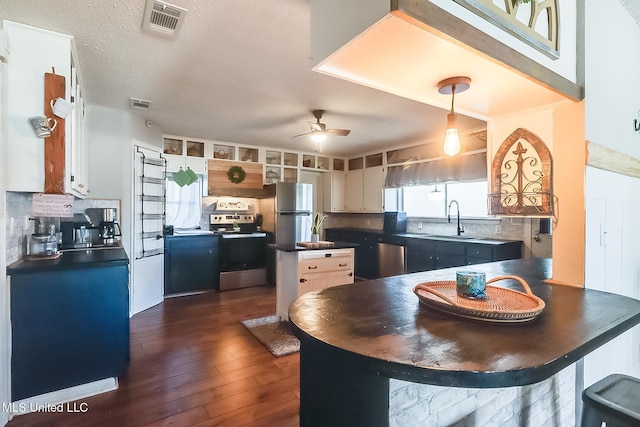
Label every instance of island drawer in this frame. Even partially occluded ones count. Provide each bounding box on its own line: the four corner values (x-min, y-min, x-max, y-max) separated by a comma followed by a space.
301, 256, 352, 272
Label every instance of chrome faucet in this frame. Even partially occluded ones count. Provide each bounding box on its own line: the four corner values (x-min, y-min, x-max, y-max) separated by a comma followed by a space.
448, 200, 464, 236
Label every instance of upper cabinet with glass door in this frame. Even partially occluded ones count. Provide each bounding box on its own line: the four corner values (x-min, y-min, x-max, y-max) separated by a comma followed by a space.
163, 136, 206, 174
163, 135, 347, 184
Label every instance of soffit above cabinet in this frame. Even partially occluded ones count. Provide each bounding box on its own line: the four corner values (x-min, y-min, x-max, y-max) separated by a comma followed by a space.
311, 1, 582, 121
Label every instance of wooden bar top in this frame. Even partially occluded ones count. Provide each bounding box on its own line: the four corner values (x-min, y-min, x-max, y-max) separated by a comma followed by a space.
289, 258, 640, 388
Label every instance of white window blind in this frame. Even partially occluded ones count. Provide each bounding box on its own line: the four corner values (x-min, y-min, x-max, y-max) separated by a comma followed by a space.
165, 176, 202, 229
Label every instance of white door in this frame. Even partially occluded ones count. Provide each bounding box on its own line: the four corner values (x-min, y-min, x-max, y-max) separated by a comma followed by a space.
583, 166, 640, 387
130, 145, 165, 315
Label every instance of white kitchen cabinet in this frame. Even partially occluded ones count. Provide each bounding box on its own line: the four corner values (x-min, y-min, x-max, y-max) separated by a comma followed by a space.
363, 166, 385, 212
341, 154, 385, 213
276, 248, 355, 320
345, 169, 364, 211
5, 21, 88, 196
323, 171, 345, 212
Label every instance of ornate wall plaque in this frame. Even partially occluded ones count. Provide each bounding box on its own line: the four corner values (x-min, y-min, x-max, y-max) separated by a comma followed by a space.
489, 128, 554, 216
453, 0, 559, 59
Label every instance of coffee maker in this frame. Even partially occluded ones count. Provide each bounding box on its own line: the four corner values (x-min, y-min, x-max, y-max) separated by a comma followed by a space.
86, 208, 122, 244
60, 213, 97, 249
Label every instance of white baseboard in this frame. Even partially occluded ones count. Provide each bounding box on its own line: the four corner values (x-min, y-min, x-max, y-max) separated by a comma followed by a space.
7, 378, 117, 419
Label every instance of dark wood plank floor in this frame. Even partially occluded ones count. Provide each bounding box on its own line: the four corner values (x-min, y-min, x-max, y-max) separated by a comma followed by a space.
7, 285, 300, 427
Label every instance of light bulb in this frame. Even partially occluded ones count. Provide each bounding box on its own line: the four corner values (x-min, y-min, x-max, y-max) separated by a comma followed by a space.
443, 112, 460, 156
443, 129, 461, 156
310, 132, 327, 143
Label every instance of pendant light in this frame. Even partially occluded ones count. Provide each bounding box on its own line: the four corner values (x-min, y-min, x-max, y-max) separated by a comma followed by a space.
428, 184, 445, 201
438, 76, 471, 157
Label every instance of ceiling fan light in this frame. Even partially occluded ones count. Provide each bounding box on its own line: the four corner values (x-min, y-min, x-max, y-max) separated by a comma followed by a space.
310, 132, 327, 143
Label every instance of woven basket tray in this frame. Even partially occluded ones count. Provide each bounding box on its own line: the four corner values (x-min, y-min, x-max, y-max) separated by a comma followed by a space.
413, 275, 545, 323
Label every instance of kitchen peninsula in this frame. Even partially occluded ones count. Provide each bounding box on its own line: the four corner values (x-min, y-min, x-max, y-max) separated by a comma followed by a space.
289, 258, 640, 426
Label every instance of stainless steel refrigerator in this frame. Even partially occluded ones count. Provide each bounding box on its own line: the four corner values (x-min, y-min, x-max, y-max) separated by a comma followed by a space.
260, 182, 313, 246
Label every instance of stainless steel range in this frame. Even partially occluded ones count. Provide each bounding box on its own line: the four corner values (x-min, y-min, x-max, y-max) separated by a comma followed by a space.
210, 214, 267, 291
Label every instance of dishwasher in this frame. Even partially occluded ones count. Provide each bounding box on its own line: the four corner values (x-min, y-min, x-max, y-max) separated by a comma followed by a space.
377, 241, 406, 278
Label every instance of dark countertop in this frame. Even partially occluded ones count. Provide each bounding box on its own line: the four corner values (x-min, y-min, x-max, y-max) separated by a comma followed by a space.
289, 258, 640, 388
273, 241, 358, 252
7, 247, 129, 275
325, 226, 521, 245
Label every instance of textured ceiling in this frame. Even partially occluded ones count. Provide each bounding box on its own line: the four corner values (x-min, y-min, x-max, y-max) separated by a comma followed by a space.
0, 0, 488, 156
618, 0, 640, 27
5, 1, 637, 156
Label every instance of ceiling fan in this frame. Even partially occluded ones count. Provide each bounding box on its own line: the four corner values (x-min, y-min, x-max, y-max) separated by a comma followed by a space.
292, 110, 351, 142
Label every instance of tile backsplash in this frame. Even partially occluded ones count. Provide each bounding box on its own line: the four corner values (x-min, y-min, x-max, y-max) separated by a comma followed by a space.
6, 192, 119, 265
6, 192, 33, 265
200, 196, 260, 229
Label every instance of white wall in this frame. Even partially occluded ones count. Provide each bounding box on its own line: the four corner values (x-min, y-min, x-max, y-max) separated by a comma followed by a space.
583, 0, 640, 386
0, 49, 11, 427
87, 107, 134, 259
584, 0, 640, 157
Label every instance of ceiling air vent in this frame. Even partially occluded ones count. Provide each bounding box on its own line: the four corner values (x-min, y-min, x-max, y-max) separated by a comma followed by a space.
142, 0, 187, 38
129, 98, 152, 110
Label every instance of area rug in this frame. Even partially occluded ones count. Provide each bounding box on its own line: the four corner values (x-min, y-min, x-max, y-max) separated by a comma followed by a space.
241, 315, 300, 357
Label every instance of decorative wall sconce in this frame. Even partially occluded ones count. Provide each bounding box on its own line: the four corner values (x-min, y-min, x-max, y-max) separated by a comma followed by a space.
438, 76, 471, 157
488, 128, 555, 217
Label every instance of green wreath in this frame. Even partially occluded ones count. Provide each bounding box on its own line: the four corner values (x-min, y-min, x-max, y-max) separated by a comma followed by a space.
227, 165, 247, 184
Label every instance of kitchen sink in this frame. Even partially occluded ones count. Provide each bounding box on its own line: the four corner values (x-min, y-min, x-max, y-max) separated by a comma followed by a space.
426, 235, 475, 240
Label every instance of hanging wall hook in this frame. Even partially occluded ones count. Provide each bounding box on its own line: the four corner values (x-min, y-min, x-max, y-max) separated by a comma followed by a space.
635, 111, 640, 132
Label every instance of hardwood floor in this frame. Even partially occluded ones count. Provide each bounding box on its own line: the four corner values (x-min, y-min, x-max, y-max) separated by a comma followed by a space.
7, 285, 300, 427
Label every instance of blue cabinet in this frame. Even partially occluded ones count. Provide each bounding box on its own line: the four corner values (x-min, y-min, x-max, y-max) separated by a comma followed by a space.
164, 234, 220, 294
10, 264, 130, 401
325, 229, 378, 279
326, 228, 523, 277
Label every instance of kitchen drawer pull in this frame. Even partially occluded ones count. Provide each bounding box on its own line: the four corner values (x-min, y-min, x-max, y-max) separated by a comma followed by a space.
338, 263, 347, 267
348, 272, 353, 277
308, 266, 318, 270
299, 278, 307, 283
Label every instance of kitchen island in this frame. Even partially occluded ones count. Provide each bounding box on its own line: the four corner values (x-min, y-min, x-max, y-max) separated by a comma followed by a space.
289, 258, 640, 426
275, 242, 357, 320
7, 247, 130, 402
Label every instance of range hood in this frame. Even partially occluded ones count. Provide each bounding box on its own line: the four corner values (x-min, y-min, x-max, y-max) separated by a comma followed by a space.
208, 186, 269, 199
207, 159, 265, 197
310, 0, 582, 121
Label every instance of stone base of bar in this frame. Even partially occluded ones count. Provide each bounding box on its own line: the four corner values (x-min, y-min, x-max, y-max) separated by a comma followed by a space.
389, 364, 576, 427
